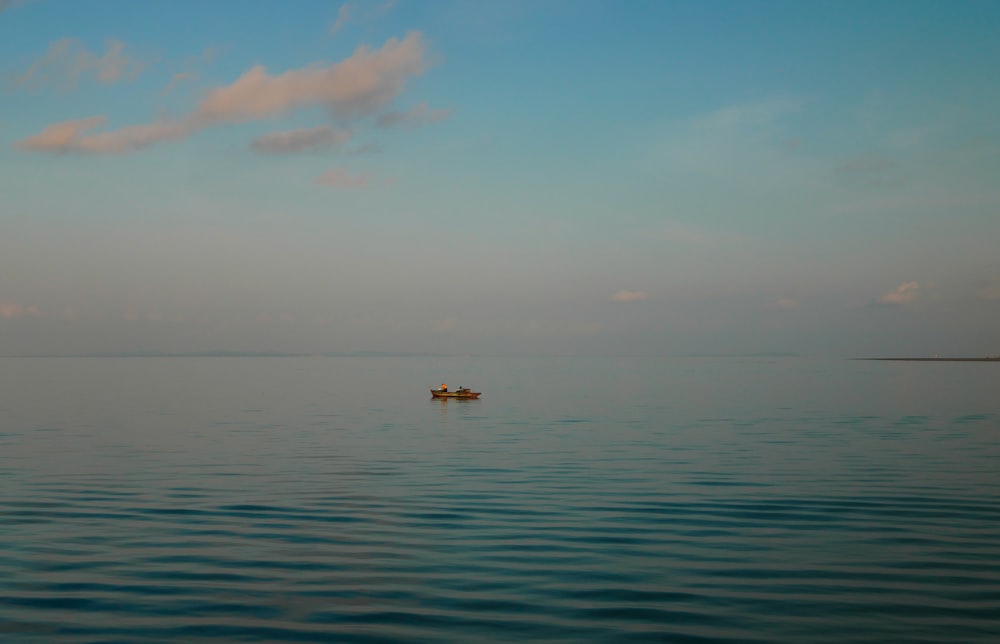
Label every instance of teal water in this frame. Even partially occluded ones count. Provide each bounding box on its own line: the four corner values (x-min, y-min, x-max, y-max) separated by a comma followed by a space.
1, 356, 998, 642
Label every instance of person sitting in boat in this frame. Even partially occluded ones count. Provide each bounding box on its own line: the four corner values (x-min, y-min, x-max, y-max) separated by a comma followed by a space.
440, 383, 448, 392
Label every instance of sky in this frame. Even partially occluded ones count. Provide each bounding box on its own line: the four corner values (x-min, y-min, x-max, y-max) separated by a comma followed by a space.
2, 0, 999, 357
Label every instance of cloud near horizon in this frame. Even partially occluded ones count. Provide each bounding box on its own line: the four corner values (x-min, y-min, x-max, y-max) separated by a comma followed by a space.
14, 32, 430, 155
979, 285, 1000, 300
432, 317, 456, 333
612, 290, 651, 303
835, 154, 892, 176
0, 302, 41, 319
878, 281, 920, 305
315, 167, 371, 188
776, 297, 799, 309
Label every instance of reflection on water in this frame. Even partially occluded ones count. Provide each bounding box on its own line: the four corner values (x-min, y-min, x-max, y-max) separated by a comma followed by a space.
1, 356, 998, 642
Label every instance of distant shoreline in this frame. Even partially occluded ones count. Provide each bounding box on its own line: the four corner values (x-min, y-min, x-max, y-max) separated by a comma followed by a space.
856, 357, 1000, 362
2, 353, 997, 361
0, 351, 449, 359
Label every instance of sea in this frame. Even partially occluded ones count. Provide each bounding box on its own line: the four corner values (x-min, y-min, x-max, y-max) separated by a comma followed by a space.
1, 355, 998, 642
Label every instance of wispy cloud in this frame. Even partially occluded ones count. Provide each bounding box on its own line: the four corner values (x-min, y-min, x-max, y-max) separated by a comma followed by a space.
612, 290, 651, 303
835, 154, 892, 176
15, 32, 430, 155
250, 125, 352, 154
834, 153, 903, 189
376, 102, 451, 129
654, 96, 819, 200
329, 3, 352, 34
350, 142, 382, 156
329, 1, 395, 34
12, 38, 143, 90
646, 221, 736, 246
161, 47, 217, 95
161, 72, 194, 95
878, 281, 920, 305
316, 167, 371, 189
690, 97, 802, 132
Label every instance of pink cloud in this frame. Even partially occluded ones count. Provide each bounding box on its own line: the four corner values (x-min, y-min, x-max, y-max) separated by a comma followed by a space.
432, 317, 457, 333
979, 285, 1000, 300
878, 281, 920, 305
376, 101, 451, 129
14, 116, 107, 152
16, 32, 430, 156
316, 167, 370, 188
776, 297, 799, 309
612, 290, 651, 303
0, 303, 20, 318
250, 125, 352, 154
15, 115, 197, 154
197, 31, 427, 123
68, 119, 195, 153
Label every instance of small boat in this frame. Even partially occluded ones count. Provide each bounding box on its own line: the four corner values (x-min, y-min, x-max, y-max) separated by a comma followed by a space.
430, 385, 481, 399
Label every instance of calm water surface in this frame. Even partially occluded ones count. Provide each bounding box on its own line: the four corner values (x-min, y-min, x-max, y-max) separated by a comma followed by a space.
1, 356, 998, 642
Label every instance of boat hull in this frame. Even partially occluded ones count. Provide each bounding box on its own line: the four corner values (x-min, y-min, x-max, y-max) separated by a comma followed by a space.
430, 389, 481, 399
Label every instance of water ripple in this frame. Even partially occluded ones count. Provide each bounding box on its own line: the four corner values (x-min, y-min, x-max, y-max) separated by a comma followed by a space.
2, 356, 998, 642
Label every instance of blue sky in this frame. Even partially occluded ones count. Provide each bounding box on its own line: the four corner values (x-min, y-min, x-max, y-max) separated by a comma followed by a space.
2, 0, 999, 356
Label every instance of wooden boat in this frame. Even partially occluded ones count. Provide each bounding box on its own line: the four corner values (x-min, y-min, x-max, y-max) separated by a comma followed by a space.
430, 386, 481, 399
